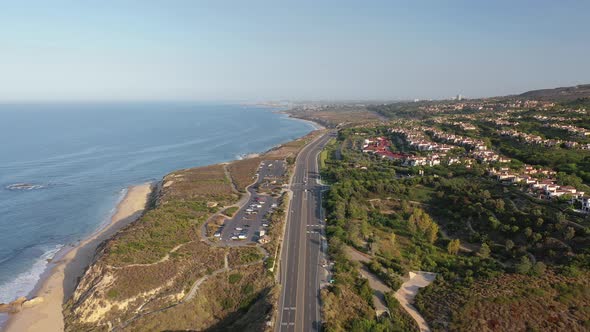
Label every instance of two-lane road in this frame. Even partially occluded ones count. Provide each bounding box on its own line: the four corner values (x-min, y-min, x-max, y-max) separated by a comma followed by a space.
277, 131, 334, 332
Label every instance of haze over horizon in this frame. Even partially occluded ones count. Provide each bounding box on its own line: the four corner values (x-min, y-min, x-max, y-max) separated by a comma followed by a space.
1, 0, 589, 102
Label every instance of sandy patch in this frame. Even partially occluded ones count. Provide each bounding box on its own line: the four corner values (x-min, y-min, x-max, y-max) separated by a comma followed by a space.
394, 271, 436, 332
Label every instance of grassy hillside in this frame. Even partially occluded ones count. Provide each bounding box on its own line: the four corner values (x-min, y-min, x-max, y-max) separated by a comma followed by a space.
63, 130, 325, 331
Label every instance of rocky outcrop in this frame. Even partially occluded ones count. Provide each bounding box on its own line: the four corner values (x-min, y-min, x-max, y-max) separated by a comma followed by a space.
0, 296, 44, 313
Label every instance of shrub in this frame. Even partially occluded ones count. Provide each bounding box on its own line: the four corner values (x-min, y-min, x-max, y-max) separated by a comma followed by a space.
229, 273, 243, 284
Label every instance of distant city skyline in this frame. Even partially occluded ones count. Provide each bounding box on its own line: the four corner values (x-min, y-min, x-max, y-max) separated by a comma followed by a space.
1, 0, 589, 102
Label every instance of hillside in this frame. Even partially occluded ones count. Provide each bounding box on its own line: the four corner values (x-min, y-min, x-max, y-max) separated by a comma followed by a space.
519, 84, 590, 101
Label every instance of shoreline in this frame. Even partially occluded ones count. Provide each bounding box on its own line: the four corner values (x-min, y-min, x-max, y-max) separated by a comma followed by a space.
4, 183, 153, 332
1, 114, 323, 332
278, 111, 326, 130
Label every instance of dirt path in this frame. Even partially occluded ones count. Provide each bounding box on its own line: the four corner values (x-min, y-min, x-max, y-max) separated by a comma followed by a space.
223, 163, 240, 194
344, 246, 371, 263
438, 228, 477, 253
183, 253, 230, 302
394, 272, 436, 332
344, 246, 390, 315
115, 249, 267, 331
358, 266, 390, 315
200, 163, 259, 244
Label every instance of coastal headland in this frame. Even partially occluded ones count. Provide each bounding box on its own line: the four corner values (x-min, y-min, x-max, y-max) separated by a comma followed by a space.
4, 128, 324, 331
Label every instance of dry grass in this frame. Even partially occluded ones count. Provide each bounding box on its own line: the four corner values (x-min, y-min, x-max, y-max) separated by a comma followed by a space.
416, 271, 590, 332
227, 157, 263, 192
264, 130, 325, 160
103, 200, 211, 266
321, 286, 374, 331
161, 164, 235, 203
122, 263, 273, 332
228, 246, 264, 267
107, 241, 227, 301
289, 108, 383, 127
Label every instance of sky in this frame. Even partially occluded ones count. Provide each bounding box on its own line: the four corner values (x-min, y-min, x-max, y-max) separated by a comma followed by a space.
1, 0, 589, 102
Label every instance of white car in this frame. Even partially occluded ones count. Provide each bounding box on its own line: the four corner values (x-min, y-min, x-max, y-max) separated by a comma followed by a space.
235, 227, 243, 231
238, 234, 247, 239
214, 232, 222, 238
262, 223, 269, 227
231, 235, 238, 240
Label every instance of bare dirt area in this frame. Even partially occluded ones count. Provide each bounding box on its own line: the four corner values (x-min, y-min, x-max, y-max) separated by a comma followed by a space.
395, 272, 436, 332
344, 246, 390, 314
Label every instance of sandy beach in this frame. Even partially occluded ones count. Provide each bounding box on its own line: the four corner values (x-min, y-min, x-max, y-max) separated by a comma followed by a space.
4, 183, 153, 332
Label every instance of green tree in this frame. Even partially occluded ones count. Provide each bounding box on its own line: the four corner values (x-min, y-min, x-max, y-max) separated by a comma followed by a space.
447, 239, 461, 255
479, 243, 491, 259
505, 239, 514, 251
556, 212, 566, 224
426, 222, 439, 243
495, 199, 505, 212
564, 226, 575, 240
533, 262, 546, 275
516, 256, 532, 274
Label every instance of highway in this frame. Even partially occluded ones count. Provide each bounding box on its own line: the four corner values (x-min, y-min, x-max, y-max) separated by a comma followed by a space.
277, 131, 334, 332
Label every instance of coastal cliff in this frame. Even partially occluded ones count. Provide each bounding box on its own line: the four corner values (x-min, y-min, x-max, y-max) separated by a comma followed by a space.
63, 131, 323, 331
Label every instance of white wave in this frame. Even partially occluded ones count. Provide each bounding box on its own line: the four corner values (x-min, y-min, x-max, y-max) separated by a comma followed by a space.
94, 187, 128, 232
0, 244, 63, 303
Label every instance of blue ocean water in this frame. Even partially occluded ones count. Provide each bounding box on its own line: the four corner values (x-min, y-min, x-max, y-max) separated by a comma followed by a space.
0, 103, 314, 304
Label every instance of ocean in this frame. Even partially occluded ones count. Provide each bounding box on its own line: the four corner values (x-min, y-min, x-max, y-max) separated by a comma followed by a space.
0, 102, 314, 307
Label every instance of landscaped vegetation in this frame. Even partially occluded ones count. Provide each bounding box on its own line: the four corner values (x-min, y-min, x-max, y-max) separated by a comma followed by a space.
316, 114, 590, 331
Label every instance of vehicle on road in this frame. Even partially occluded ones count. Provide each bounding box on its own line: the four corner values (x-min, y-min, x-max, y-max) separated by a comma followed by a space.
235, 227, 243, 231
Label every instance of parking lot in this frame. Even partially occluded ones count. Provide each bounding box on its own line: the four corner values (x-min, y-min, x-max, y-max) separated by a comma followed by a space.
216, 160, 286, 245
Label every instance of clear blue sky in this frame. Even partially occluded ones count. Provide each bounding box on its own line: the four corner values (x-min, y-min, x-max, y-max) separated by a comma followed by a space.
1, 0, 589, 101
